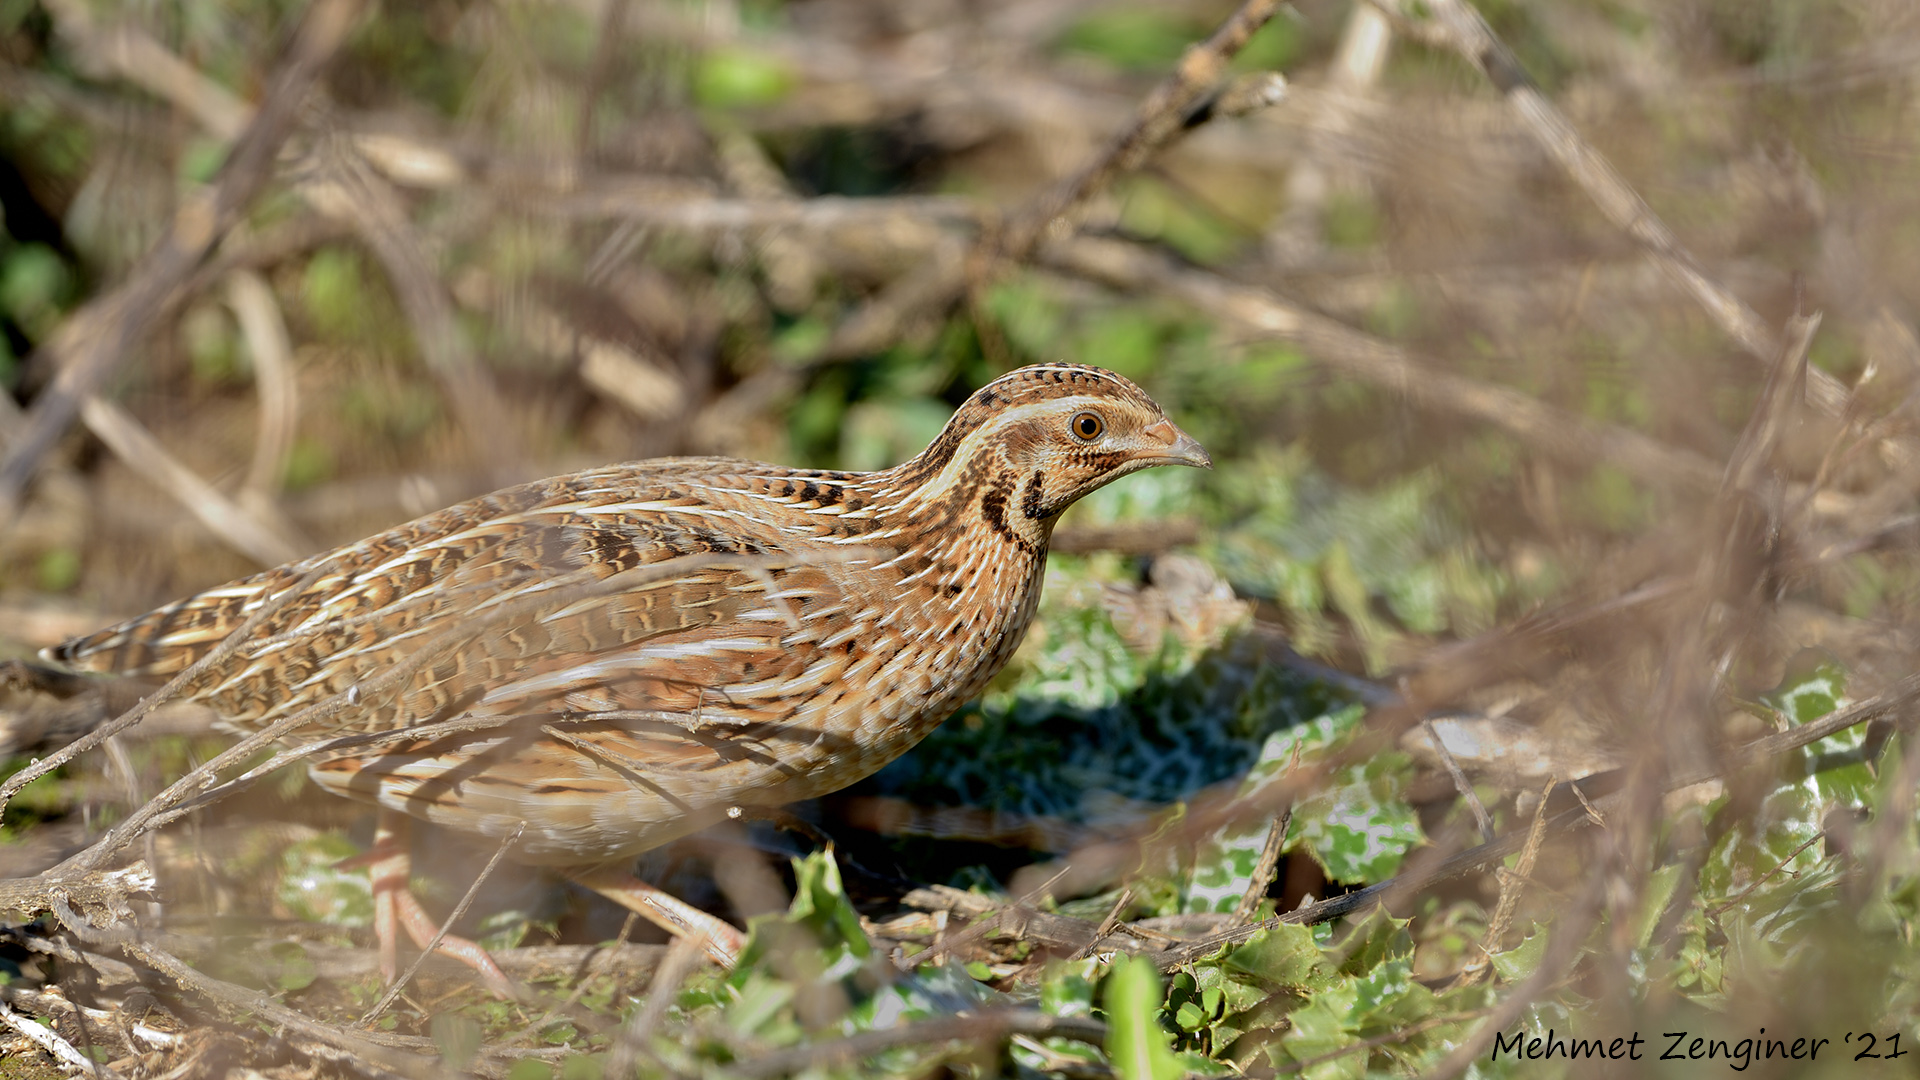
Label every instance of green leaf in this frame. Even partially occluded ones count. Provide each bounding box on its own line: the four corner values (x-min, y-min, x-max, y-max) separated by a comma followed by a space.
1332, 909, 1413, 976
1225, 922, 1326, 987
505, 1060, 552, 1080
786, 848, 870, 959
430, 1013, 483, 1070
1103, 956, 1184, 1080
1273, 978, 1361, 1080
725, 971, 795, 1036
1286, 709, 1424, 884
268, 942, 317, 992
1349, 957, 1431, 1027
1182, 730, 1296, 913
1762, 649, 1847, 726
1633, 863, 1684, 950
541, 1023, 578, 1046
692, 49, 792, 108
1758, 652, 1874, 808
1490, 927, 1548, 983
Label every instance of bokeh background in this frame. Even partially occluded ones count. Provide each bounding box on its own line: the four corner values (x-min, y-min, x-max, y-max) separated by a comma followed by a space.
4, 0, 1920, 1076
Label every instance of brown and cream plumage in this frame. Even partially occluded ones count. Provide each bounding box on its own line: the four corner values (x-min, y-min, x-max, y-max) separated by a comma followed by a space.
48, 363, 1209, 988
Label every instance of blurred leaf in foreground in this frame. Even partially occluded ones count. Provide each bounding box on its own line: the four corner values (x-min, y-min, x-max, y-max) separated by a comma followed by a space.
1104, 955, 1184, 1080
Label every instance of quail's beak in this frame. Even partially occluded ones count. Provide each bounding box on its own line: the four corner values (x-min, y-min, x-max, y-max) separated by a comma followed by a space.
1139, 418, 1213, 469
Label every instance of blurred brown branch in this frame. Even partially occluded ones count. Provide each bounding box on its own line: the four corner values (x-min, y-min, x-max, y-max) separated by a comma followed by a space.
1366, 0, 1856, 420
1046, 235, 1725, 492
0, 0, 368, 523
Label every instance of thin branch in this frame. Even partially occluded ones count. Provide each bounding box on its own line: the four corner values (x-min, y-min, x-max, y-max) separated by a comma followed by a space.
1705, 832, 1824, 919
992, 0, 1288, 262
120, 939, 442, 1080
358, 822, 526, 1023
225, 269, 301, 509
1470, 775, 1556, 983
1366, 0, 1854, 420
0, 0, 366, 521
78, 396, 303, 566
1072, 888, 1136, 960
1421, 718, 1496, 844
606, 930, 709, 1079
1227, 808, 1293, 928
898, 867, 1073, 971
1044, 235, 1724, 493
0, 998, 119, 1078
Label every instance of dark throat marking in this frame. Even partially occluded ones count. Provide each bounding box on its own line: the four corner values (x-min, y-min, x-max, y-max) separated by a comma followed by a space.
977, 471, 1040, 557
1021, 469, 1047, 520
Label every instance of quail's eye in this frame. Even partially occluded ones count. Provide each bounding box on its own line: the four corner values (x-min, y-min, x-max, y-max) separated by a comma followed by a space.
1070, 411, 1105, 441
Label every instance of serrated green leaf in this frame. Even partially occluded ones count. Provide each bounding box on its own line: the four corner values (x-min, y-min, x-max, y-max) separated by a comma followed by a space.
1182, 729, 1295, 913
1272, 978, 1361, 1080
1333, 909, 1413, 976
1294, 732, 1425, 885
1490, 927, 1548, 983
1226, 922, 1324, 987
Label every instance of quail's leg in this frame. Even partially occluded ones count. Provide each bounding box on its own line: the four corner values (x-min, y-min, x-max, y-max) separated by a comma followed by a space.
565, 867, 746, 967
367, 810, 519, 999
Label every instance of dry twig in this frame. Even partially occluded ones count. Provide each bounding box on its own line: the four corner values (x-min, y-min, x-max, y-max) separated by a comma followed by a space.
1046, 235, 1724, 493
358, 823, 528, 1021
1365, 0, 1855, 419
0, 0, 366, 522
0, 997, 120, 1078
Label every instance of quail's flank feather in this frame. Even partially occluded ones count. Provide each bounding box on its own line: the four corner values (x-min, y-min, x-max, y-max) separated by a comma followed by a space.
48, 363, 1211, 992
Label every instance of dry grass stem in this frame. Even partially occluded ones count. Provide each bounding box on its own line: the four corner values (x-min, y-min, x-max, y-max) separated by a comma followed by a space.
359, 822, 529, 1022
605, 930, 711, 1079
1421, 717, 1495, 844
